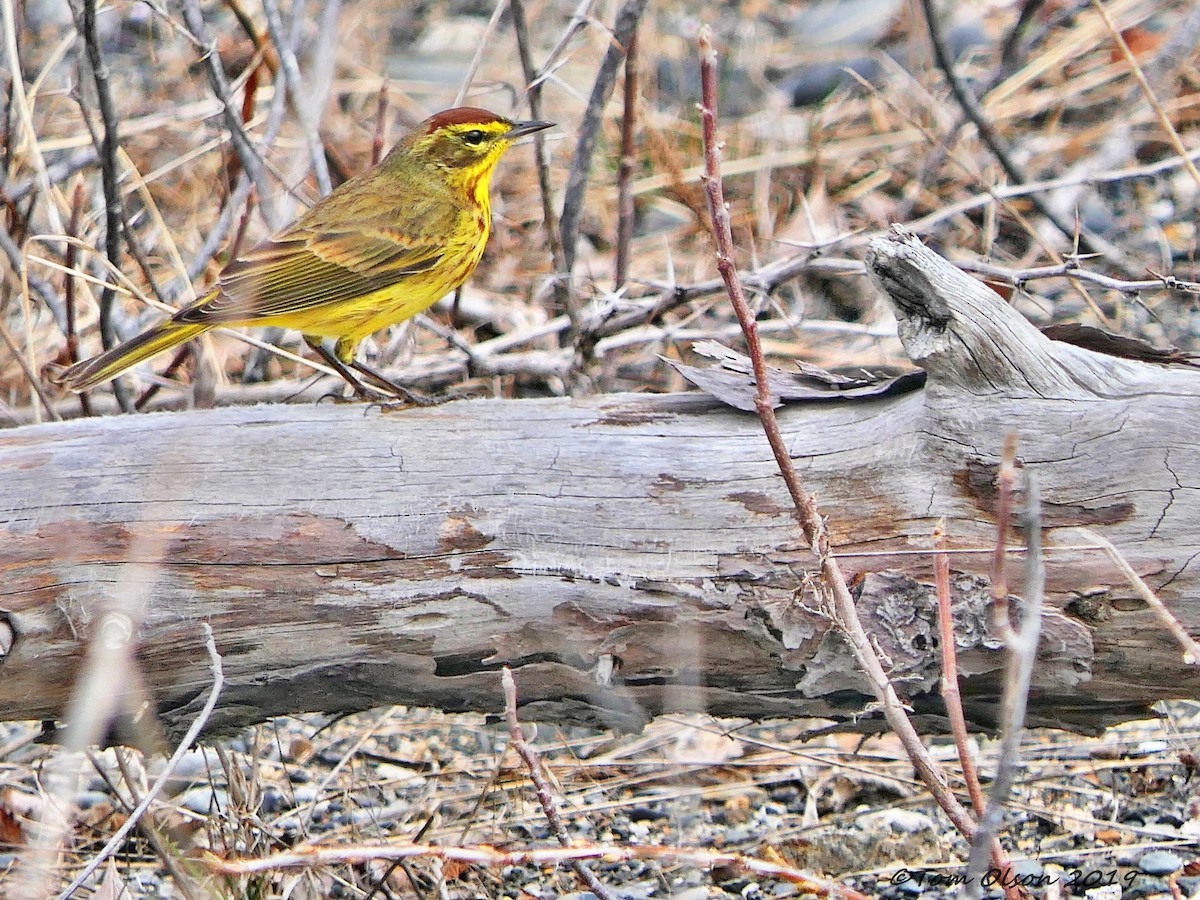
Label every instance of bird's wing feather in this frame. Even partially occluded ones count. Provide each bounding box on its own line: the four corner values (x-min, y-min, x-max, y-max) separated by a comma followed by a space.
175, 227, 445, 324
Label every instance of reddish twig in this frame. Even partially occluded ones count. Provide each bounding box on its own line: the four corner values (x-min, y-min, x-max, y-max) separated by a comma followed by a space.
933, 518, 985, 819
502, 668, 615, 900
134, 345, 193, 411
696, 24, 977, 843
63, 180, 93, 417
370, 80, 388, 166
614, 24, 639, 288
935, 520, 1019, 897
990, 433, 1019, 643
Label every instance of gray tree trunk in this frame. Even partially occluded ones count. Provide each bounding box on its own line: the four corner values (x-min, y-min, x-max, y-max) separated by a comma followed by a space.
3, 228, 1197, 739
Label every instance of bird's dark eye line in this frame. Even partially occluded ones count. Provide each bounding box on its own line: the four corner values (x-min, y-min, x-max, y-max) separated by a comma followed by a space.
462, 129, 486, 146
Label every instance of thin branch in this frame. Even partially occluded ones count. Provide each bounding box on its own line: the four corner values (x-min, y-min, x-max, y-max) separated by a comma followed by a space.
965, 471, 1044, 897
957, 258, 1200, 295
2, 147, 98, 203
72, 95, 168, 307
1, 0, 66, 238
936, 519, 1020, 899
614, 24, 639, 289
54, 624, 225, 900
180, 0, 276, 227
70, 0, 121, 350
62, 181, 93, 416
0, 220, 66, 327
558, 0, 650, 339
989, 434, 1019, 643
451, 0, 509, 107
696, 24, 977, 843
933, 519, 986, 819
904, 144, 1200, 236
511, 0, 566, 278
370, 81, 388, 166
260, 0, 332, 195
919, 0, 1130, 268
69, 0, 135, 412
502, 668, 616, 900
183, 7, 296, 286
1076, 527, 1200, 665
0, 317, 59, 420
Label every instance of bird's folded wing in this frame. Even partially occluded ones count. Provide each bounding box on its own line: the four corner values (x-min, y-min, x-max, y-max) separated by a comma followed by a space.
177, 228, 444, 323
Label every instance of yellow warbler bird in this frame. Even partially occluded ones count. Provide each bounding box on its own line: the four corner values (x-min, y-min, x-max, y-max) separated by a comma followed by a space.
56, 107, 553, 397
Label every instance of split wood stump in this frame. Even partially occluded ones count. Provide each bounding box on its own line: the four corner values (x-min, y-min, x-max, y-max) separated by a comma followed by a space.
3, 228, 1198, 739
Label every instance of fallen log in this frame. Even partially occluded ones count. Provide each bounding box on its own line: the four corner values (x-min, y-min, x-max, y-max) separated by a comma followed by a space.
3, 228, 1199, 738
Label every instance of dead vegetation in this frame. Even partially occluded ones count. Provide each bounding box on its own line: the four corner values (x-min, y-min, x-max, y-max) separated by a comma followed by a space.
4, 0, 1200, 896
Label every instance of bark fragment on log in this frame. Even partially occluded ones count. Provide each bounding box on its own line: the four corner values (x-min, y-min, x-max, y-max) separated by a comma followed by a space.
3, 227, 1199, 738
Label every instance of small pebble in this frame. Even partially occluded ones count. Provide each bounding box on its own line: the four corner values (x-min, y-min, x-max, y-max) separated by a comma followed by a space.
73, 791, 112, 811
178, 786, 228, 815
1124, 876, 1169, 899
1139, 850, 1182, 876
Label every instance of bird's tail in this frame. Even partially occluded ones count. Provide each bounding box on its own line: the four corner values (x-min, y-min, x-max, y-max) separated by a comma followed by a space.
54, 319, 209, 392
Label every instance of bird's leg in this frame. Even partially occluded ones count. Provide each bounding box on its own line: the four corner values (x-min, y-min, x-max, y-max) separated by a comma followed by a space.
349, 359, 434, 406
303, 336, 389, 401
334, 336, 435, 406
306, 336, 434, 406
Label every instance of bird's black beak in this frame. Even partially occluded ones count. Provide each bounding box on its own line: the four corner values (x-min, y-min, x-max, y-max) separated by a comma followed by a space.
505, 119, 554, 140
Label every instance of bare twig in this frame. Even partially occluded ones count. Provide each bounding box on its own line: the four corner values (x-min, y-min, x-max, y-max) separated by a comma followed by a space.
933, 519, 986, 819
695, 24, 977, 842
957, 258, 1200, 295
54, 624, 225, 900
70, 0, 134, 412
511, 0, 566, 278
936, 521, 1020, 898
965, 471, 1044, 897
1, 0, 66, 238
558, 0, 650, 343
260, 0, 333, 195
918, 0, 1123, 264
180, 0, 276, 227
370, 81, 388, 166
62, 181, 93, 416
0, 317, 60, 419
502, 668, 616, 900
637, 249, 1200, 340
2, 147, 98, 204
614, 24, 639, 288
183, 0, 296, 286
72, 97, 169, 309
990, 434, 1019, 643
109, 746, 209, 900
452, 0, 509, 107
1076, 527, 1200, 665
0, 213, 66, 327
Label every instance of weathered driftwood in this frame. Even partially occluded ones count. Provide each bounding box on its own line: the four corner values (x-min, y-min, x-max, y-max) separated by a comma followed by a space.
3, 228, 1200, 738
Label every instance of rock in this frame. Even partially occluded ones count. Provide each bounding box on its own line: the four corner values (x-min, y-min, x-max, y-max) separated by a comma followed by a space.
1139, 850, 1182, 876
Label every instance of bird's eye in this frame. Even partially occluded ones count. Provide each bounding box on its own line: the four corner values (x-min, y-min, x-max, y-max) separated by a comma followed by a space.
462, 130, 486, 146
